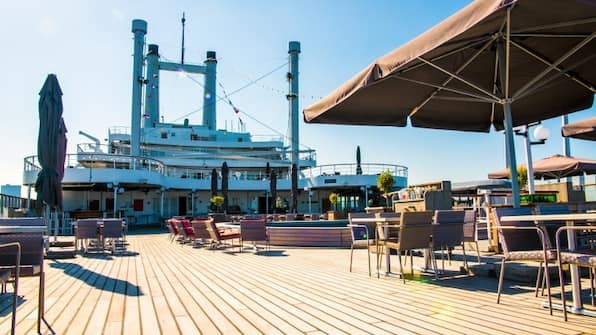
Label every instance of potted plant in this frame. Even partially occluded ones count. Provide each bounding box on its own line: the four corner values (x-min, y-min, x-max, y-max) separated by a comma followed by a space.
210, 195, 225, 213
377, 170, 395, 209
327, 192, 341, 220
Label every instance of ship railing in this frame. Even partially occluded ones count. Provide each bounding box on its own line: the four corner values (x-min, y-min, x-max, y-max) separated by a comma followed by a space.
302, 163, 408, 178
21, 154, 167, 175
109, 126, 131, 136
249, 135, 284, 143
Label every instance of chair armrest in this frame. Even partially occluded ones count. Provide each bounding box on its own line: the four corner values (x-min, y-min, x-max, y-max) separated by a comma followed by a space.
555, 226, 596, 252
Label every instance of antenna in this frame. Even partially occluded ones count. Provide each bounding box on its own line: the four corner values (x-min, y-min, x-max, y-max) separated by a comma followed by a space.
181, 12, 186, 64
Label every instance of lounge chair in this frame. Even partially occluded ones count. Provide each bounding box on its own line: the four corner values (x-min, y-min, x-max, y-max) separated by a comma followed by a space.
174, 219, 195, 245
494, 207, 553, 315
0, 242, 20, 335
205, 219, 240, 249
190, 218, 213, 247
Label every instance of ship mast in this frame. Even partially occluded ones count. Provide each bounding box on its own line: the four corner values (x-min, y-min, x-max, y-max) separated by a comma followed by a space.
181, 12, 186, 64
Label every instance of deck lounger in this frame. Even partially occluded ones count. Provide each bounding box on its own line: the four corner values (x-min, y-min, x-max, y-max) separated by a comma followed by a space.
0, 242, 20, 335
191, 219, 213, 247
205, 219, 240, 249
494, 207, 554, 315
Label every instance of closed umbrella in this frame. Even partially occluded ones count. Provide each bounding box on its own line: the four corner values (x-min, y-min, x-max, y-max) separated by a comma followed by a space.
561, 117, 596, 141
270, 171, 277, 214
291, 164, 298, 213
221, 162, 229, 213
265, 162, 271, 179
210, 168, 217, 198
304, 0, 596, 207
356, 146, 362, 175
35, 74, 68, 236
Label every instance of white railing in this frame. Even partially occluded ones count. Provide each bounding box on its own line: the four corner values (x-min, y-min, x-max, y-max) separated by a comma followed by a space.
302, 163, 408, 178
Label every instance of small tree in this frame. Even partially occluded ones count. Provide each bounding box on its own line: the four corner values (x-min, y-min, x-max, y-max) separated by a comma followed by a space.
377, 170, 395, 207
210, 195, 224, 212
508, 166, 528, 190
328, 192, 339, 211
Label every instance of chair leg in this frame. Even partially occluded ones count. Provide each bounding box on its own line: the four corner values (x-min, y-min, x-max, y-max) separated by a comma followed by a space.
497, 259, 506, 304
10, 270, 18, 335
441, 248, 445, 272
475, 241, 481, 264
558, 260, 568, 321
349, 243, 354, 273
542, 261, 553, 316
367, 241, 371, 277
535, 262, 543, 297
398, 250, 405, 284
430, 248, 439, 280
590, 268, 595, 306
461, 243, 468, 274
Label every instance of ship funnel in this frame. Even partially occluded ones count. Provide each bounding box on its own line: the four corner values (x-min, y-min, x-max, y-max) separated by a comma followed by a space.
144, 44, 160, 128
130, 19, 147, 156
288, 41, 300, 170
203, 51, 217, 130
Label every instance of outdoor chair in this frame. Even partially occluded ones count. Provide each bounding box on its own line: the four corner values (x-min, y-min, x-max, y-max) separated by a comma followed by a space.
191, 219, 213, 247
432, 210, 467, 273
166, 219, 177, 242
0, 233, 53, 334
102, 219, 126, 254
463, 209, 482, 263
205, 219, 241, 249
494, 207, 554, 315
239, 219, 269, 252
555, 225, 596, 321
347, 212, 376, 277
534, 204, 571, 250
0, 242, 20, 335
75, 219, 101, 253
380, 211, 435, 283
175, 219, 195, 245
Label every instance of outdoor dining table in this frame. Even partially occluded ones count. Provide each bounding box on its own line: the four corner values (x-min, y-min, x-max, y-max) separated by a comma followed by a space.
500, 212, 596, 317
350, 216, 402, 276
0, 226, 48, 234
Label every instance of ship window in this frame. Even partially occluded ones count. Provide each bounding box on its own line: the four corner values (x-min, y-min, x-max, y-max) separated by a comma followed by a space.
89, 200, 99, 210
161, 132, 168, 139
238, 137, 243, 142
171, 132, 176, 137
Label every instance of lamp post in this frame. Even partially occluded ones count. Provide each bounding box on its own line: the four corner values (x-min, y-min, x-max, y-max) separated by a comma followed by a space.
515, 124, 550, 194
304, 187, 312, 213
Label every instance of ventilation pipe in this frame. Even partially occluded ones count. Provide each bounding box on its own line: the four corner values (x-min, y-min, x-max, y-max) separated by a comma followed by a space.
130, 19, 147, 156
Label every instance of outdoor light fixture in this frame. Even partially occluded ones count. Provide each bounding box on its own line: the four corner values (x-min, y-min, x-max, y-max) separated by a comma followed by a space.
515, 123, 550, 194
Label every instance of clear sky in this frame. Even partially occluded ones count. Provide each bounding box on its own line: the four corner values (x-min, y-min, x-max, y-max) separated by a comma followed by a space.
0, 0, 594, 189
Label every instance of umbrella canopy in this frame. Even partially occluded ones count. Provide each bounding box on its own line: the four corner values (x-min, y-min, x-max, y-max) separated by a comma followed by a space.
265, 162, 271, 179
291, 164, 298, 213
35, 74, 68, 210
221, 162, 229, 212
270, 171, 277, 214
304, 0, 596, 207
210, 168, 218, 197
356, 146, 362, 175
561, 117, 596, 141
488, 154, 596, 180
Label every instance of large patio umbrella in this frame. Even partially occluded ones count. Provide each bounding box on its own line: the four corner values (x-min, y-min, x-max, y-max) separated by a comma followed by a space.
221, 162, 229, 212
356, 146, 362, 175
561, 117, 596, 141
35, 74, 68, 236
304, 0, 596, 207
291, 164, 298, 213
488, 154, 596, 180
270, 171, 277, 214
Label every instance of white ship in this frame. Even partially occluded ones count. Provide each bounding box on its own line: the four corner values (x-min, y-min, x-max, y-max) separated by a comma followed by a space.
21, 19, 407, 226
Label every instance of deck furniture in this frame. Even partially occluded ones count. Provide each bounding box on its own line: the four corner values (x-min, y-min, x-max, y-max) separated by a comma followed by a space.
494, 207, 553, 315
347, 212, 376, 276
433, 210, 467, 273
190, 219, 212, 247
463, 209, 481, 263
101, 219, 126, 254
205, 219, 240, 249
556, 226, 596, 321
0, 242, 20, 335
75, 219, 102, 253
239, 219, 269, 252
379, 211, 435, 283
0, 232, 53, 334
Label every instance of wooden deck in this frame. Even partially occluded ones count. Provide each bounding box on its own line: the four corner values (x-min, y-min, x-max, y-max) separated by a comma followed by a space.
1, 231, 596, 334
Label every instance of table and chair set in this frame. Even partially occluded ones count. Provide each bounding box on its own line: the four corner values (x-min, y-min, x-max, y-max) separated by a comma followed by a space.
73, 218, 128, 254
349, 206, 596, 321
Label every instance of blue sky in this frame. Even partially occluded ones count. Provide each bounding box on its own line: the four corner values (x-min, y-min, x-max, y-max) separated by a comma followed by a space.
0, 0, 594, 188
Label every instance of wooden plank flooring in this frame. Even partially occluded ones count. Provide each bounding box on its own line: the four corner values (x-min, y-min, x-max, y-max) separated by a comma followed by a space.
1, 231, 596, 334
